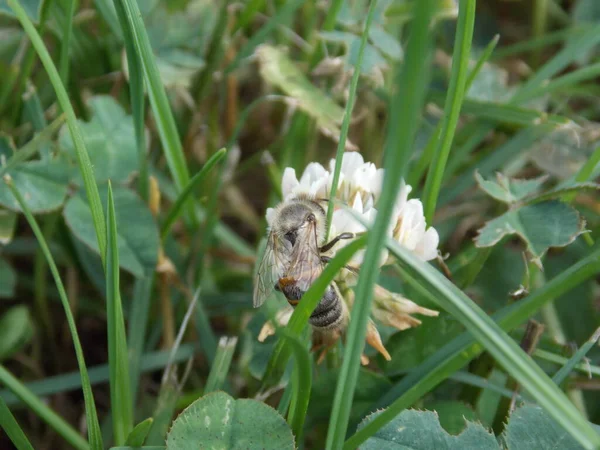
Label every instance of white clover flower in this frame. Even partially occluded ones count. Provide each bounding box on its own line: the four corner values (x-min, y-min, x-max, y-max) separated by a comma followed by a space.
261, 152, 441, 363
273, 152, 440, 264
281, 163, 329, 200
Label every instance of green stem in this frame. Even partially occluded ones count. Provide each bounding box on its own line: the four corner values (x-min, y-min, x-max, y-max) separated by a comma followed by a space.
422, 0, 476, 224
0, 366, 89, 450
326, 1, 378, 240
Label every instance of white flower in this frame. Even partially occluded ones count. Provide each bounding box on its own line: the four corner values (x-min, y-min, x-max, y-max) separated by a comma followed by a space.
273, 152, 439, 264
261, 152, 441, 361
329, 194, 385, 266
281, 163, 329, 200
390, 197, 439, 262
328, 152, 383, 207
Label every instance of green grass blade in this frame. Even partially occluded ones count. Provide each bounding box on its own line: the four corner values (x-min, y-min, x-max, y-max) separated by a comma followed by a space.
386, 239, 600, 449
193, 0, 229, 102
125, 418, 154, 447
326, 0, 377, 240
409, 24, 496, 188
535, 349, 600, 378
58, 0, 75, 85
0, 366, 89, 450
128, 275, 154, 400
114, 0, 193, 220
1, 344, 199, 406
422, 0, 476, 223
112, 0, 147, 200
465, 34, 500, 91
4, 178, 102, 450
562, 145, 600, 204
94, 0, 122, 39
516, 61, 600, 104
204, 337, 238, 393
325, 1, 435, 447
308, 0, 345, 67
280, 329, 312, 443
511, 24, 600, 103
261, 236, 367, 387
492, 26, 585, 60
0, 114, 65, 176
160, 148, 227, 240
0, 396, 35, 450
8, 0, 107, 264
106, 182, 134, 445
277, 382, 294, 416
345, 245, 600, 449
552, 327, 600, 386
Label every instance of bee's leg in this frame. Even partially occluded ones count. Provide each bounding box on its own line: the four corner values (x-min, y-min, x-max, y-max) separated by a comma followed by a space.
319, 232, 356, 253
320, 256, 360, 275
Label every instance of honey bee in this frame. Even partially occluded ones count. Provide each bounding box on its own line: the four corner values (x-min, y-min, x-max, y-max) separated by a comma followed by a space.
253, 194, 357, 333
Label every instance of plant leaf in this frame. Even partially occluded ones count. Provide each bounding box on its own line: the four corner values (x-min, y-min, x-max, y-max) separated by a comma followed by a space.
64, 185, 159, 277
384, 315, 463, 375
125, 417, 153, 447
165, 391, 295, 450
0, 161, 71, 213
0, 396, 35, 450
105, 182, 133, 444
256, 44, 356, 150
358, 409, 499, 449
310, 368, 392, 426
475, 171, 547, 204
474, 201, 585, 262
0, 306, 34, 361
0, 257, 16, 298
0, 0, 41, 21
528, 123, 600, 179
502, 404, 585, 450
59, 96, 142, 184
426, 401, 479, 435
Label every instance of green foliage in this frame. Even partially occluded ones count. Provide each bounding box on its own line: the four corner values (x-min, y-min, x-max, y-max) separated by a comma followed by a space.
0, 160, 70, 213
426, 401, 479, 435
502, 404, 585, 450
0, 0, 40, 21
0, 256, 16, 298
64, 185, 159, 277
125, 418, 154, 447
105, 183, 133, 445
59, 96, 142, 184
383, 315, 463, 375
359, 409, 499, 449
359, 403, 588, 450
0, 305, 33, 360
2, 0, 600, 449
475, 172, 548, 204
165, 392, 295, 450
256, 44, 354, 149
309, 368, 392, 426
474, 172, 587, 263
0, 396, 35, 450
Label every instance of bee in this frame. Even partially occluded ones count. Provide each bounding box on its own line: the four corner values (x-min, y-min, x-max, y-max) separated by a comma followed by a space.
253, 194, 357, 334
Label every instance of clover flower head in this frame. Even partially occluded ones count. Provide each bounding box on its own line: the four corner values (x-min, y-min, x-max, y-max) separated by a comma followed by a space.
275, 151, 439, 265
260, 152, 441, 363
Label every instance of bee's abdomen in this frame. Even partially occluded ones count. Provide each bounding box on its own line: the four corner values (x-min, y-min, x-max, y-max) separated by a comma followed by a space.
309, 285, 342, 329
279, 281, 342, 329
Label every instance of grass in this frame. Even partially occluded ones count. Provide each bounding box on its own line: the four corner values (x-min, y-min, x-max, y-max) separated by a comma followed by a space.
326, 0, 436, 447
1, 0, 600, 449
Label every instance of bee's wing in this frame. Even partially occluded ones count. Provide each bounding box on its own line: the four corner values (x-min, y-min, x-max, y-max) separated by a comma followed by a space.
253, 231, 287, 308
284, 221, 324, 292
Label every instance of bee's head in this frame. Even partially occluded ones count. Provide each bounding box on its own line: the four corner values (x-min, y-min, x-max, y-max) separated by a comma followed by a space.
274, 197, 326, 246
